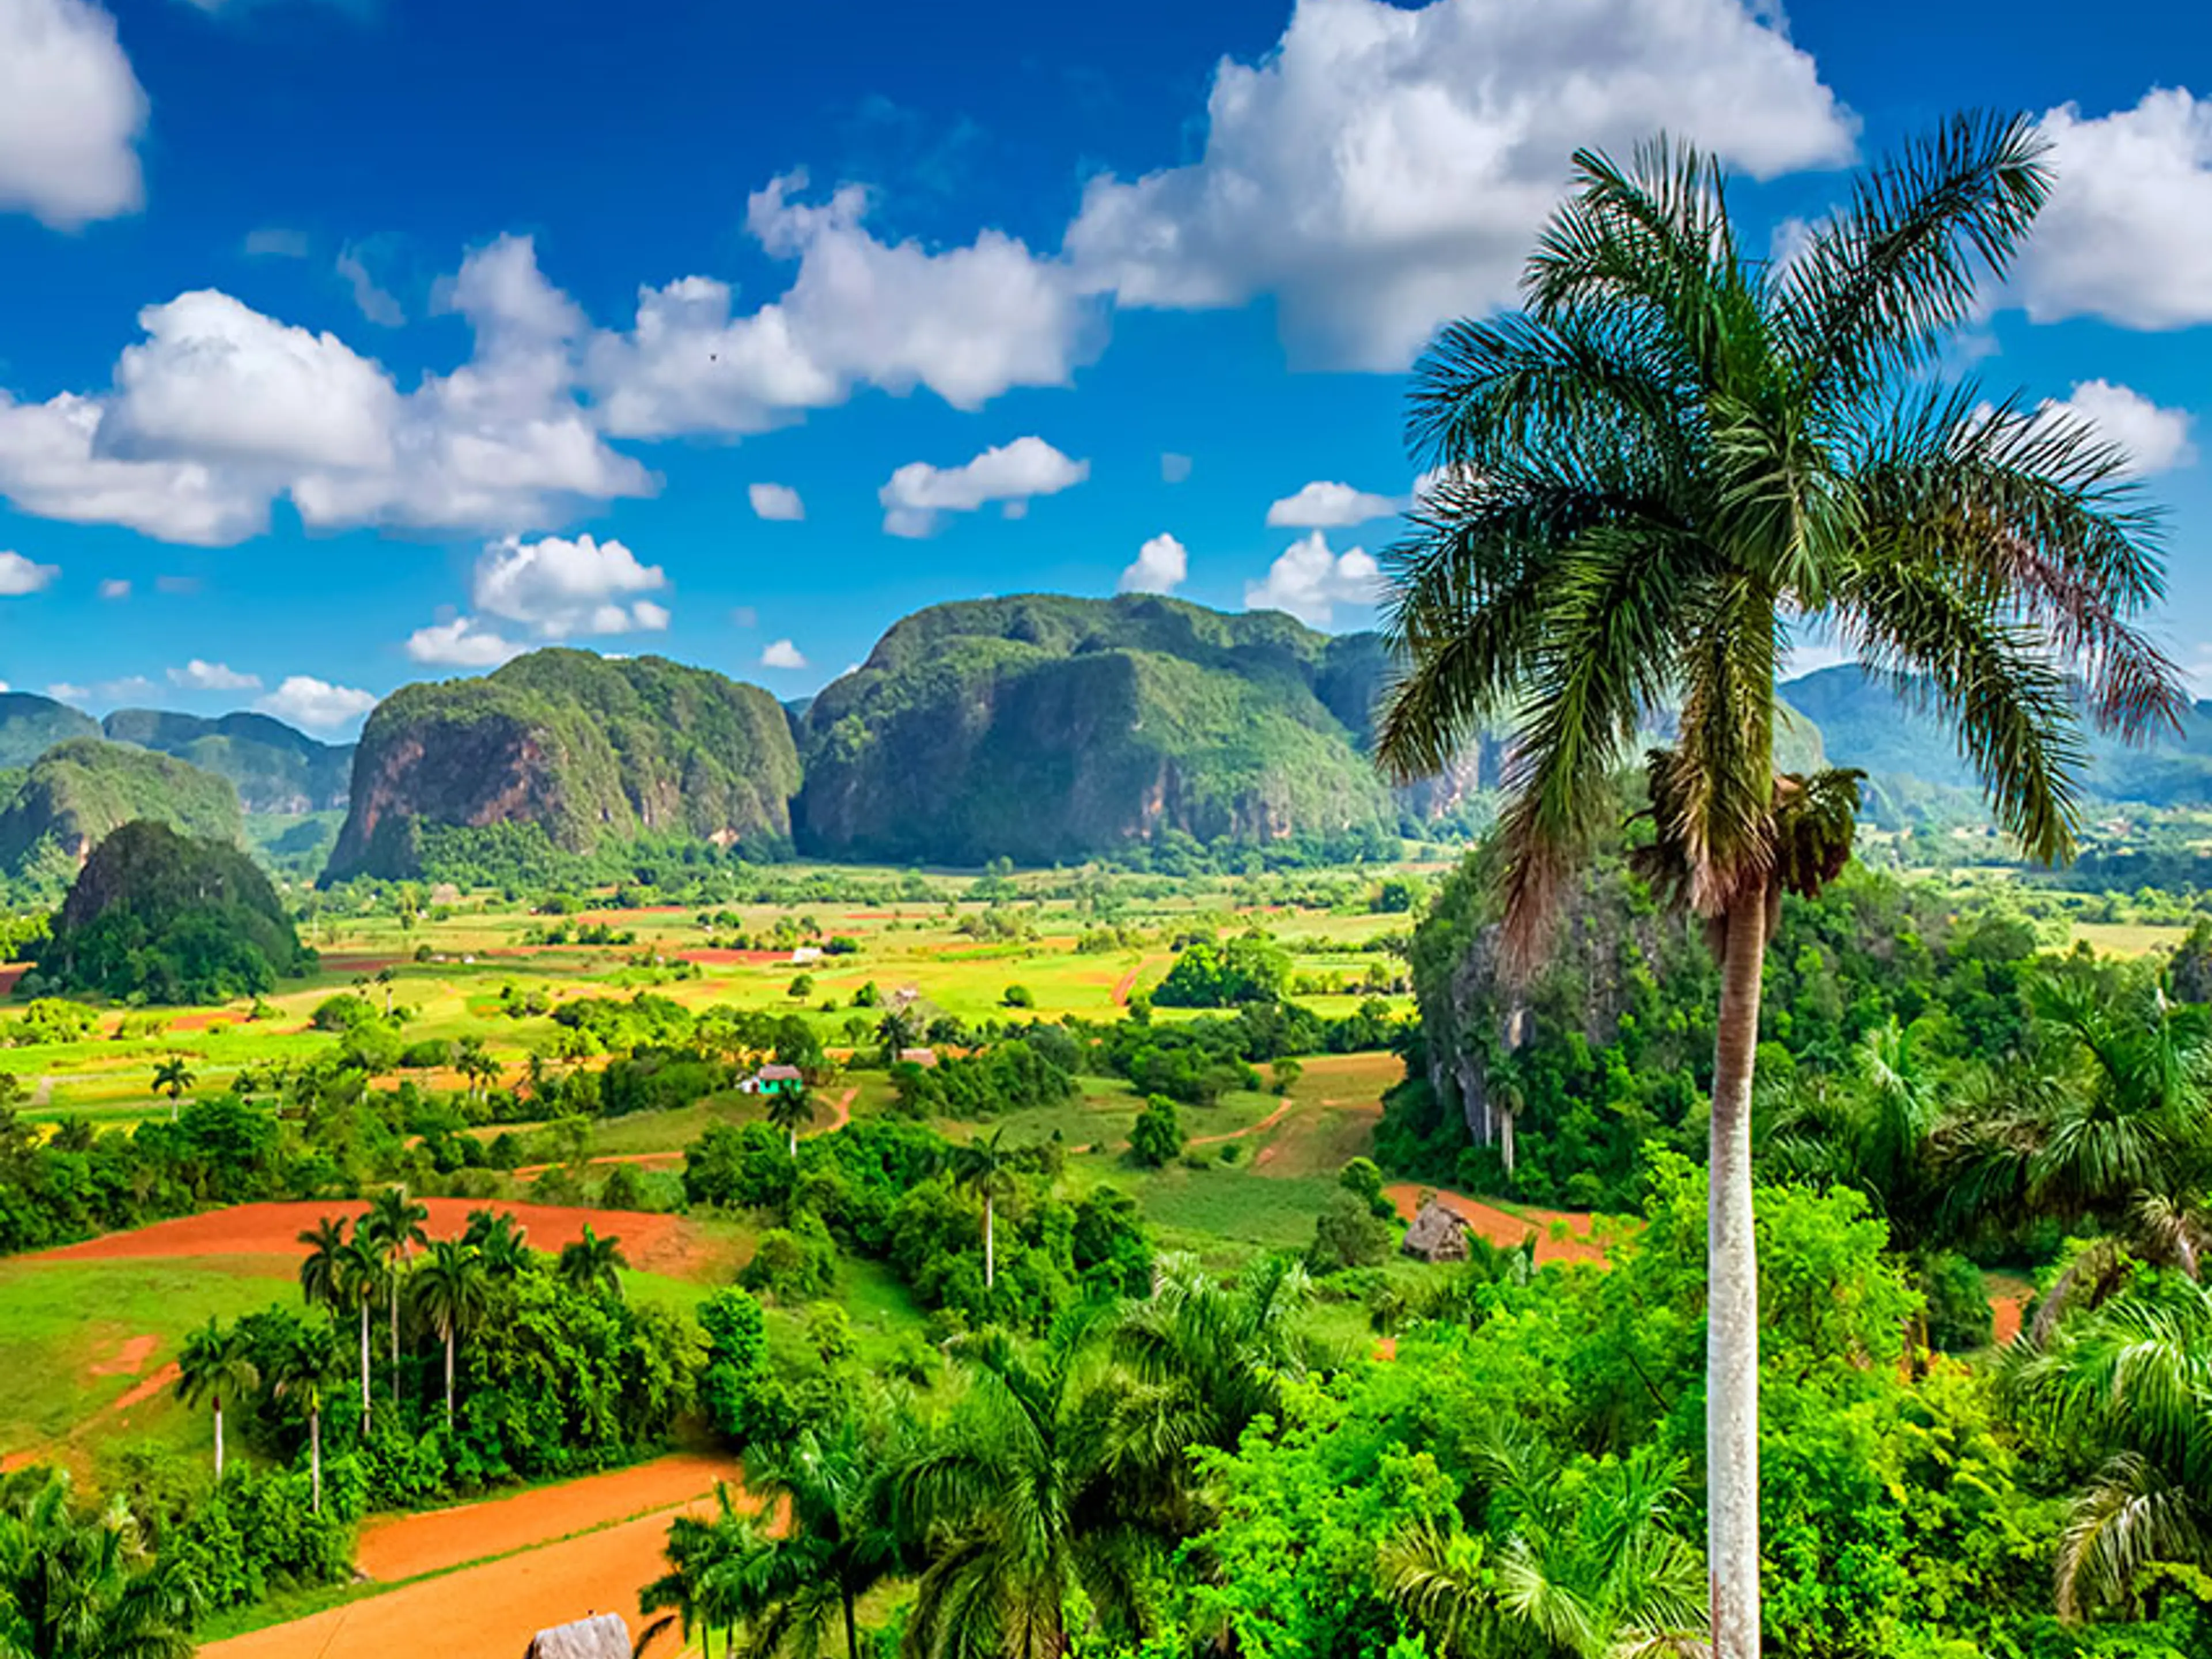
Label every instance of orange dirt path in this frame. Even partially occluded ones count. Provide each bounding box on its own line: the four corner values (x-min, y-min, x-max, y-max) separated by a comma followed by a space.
1384, 1183, 1610, 1266
354, 1453, 743, 1582
1990, 1290, 2029, 1346
1190, 1098, 1292, 1148
87, 1334, 158, 1376
511, 1150, 685, 1180
1111, 965, 1141, 1006
28, 1199, 717, 1278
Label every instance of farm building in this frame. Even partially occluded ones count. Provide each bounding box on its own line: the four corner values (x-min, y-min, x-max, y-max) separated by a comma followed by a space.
740, 1063, 806, 1095
1402, 1197, 1471, 1263
896, 1047, 939, 1068
525, 1612, 630, 1659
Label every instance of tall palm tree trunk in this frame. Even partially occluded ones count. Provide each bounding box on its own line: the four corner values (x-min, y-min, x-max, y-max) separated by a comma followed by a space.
1709, 885, 1768, 1659
389, 1282, 401, 1396
359, 1301, 372, 1435
984, 1195, 995, 1290
213, 1397, 225, 1481
444, 1330, 456, 1431
843, 1584, 859, 1659
310, 1407, 322, 1514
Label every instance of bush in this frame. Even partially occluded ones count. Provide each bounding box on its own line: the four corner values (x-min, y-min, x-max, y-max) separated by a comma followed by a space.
738, 1211, 838, 1302
1338, 1157, 1394, 1218
1003, 984, 1035, 1009
1923, 1251, 1994, 1353
1309, 1191, 1394, 1272
1129, 1095, 1184, 1168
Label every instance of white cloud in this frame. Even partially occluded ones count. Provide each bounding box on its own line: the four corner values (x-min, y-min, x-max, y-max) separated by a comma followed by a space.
469, 531, 669, 637
167, 658, 260, 691
46, 682, 86, 701
0, 551, 58, 594
1119, 532, 1188, 595
405, 617, 522, 668
878, 435, 1089, 537
2032, 380, 2196, 478
243, 227, 310, 259
2020, 91, 2212, 329
337, 247, 404, 327
749, 482, 805, 521
1161, 452, 1192, 484
256, 675, 378, 730
759, 639, 808, 670
93, 674, 154, 702
1244, 529, 1381, 627
97, 577, 127, 599
1065, 0, 1855, 369
586, 173, 1098, 438
0, 390, 268, 544
1265, 479, 1400, 528
0, 0, 147, 229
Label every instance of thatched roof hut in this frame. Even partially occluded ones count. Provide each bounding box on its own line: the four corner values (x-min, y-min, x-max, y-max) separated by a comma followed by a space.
525, 1613, 631, 1659
1401, 1197, 1470, 1263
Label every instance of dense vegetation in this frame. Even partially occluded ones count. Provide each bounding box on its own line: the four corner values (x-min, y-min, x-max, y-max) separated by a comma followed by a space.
0, 740, 243, 893
0, 691, 99, 767
325, 650, 802, 881
28, 821, 310, 1007
103, 710, 353, 816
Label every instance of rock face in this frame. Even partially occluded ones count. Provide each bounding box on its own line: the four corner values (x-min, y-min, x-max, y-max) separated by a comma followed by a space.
0, 692, 99, 768
1401, 1198, 1471, 1263
794, 593, 1399, 865
324, 650, 802, 881
102, 709, 353, 814
0, 738, 243, 872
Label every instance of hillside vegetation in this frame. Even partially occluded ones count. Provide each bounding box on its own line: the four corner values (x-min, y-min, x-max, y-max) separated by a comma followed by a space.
104, 708, 353, 814
0, 692, 98, 767
0, 738, 243, 881
796, 593, 1400, 863
325, 650, 802, 881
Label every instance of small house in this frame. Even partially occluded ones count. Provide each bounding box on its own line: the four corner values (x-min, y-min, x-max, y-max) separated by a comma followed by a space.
1401, 1197, 1471, 1263
525, 1613, 630, 1659
740, 1063, 806, 1096
790, 945, 823, 965
896, 1047, 938, 1069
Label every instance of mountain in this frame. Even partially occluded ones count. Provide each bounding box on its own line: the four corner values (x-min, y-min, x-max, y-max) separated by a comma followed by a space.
325, 649, 803, 881
793, 594, 1399, 864
0, 692, 100, 768
1781, 665, 2212, 812
0, 738, 244, 874
102, 708, 353, 814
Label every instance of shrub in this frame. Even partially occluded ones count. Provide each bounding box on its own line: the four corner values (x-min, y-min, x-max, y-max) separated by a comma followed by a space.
1129, 1095, 1184, 1168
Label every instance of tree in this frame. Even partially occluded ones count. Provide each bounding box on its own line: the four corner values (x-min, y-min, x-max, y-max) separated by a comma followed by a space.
332, 1235, 381, 1436
175, 1317, 258, 1482
893, 1323, 1153, 1656
736, 1406, 906, 1659
0, 1469, 199, 1659
1374, 117, 2180, 1658
639, 1482, 764, 1659
272, 1320, 344, 1514
950, 1128, 1016, 1291
464, 1207, 535, 1277
360, 1185, 429, 1393
151, 1056, 193, 1122
296, 1215, 349, 1314
409, 1238, 492, 1431
2003, 1275, 2212, 1622
455, 1037, 501, 1102
766, 1085, 821, 1159
375, 965, 397, 1015
1128, 1097, 1183, 1169
558, 1224, 628, 1298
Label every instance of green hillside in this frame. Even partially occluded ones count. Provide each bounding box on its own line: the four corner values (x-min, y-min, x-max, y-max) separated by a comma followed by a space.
324, 649, 803, 881
102, 708, 353, 813
794, 593, 1398, 863
0, 692, 99, 768
0, 738, 244, 878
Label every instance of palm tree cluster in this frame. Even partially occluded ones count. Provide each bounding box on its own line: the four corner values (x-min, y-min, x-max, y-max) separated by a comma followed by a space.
0, 1472, 198, 1659
1376, 112, 2182, 1657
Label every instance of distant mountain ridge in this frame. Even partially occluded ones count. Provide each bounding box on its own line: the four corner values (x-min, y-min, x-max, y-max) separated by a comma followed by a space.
102, 708, 353, 814
0, 693, 99, 767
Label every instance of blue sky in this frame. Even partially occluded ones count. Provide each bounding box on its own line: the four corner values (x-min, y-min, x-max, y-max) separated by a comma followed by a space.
1, 0, 2210, 736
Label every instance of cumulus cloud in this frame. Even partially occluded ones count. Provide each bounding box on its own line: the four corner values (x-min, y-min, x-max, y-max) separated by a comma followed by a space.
1065, 0, 1855, 369
406, 616, 522, 668
1244, 529, 1381, 627
0, 390, 268, 544
585, 173, 1099, 438
1119, 532, 1188, 595
1265, 480, 1400, 528
2029, 380, 2196, 478
759, 639, 808, 670
0, 0, 147, 229
749, 482, 805, 521
167, 658, 261, 691
470, 532, 669, 637
2020, 91, 2212, 329
878, 436, 1088, 537
0, 551, 58, 594
46, 683, 87, 702
256, 675, 378, 730
97, 577, 128, 599
1161, 452, 1192, 484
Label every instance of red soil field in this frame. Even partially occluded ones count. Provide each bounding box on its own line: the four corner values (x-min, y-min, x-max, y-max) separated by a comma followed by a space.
1991, 1289, 2029, 1346
28, 1199, 720, 1278
676, 947, 789, 966
0, 965, 27, 995
1384, 1183, 1611, 1266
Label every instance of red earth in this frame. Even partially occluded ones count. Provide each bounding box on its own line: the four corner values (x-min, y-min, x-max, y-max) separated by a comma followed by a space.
1384, 1183, 1612, 1266
28, 1199, 722, 1278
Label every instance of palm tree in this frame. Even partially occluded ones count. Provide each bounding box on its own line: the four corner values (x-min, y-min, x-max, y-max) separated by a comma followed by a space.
0, 1469, 199, 1659
557, 1224, 627, 1298
2002, 1275, 2212, 1622
1384, 1435, 1708, 1658
150, 1056, 193, 1122
272, 1321, 344, 1515
950, 1128, 1016, 1291
456, 1037, 501, 1101
639, 1482, 766, 1659
332, 1234, 381, 1436
297, 1214, 350, 1313
360, 1185, 430, 1391
175, 1317, 258, 1482
893, 1322, 1154, 1657
1373, 117, 2181, 1657
464, 1207, 535, 1277
409, 1238, 493, 1431
733, 1407, 906, 1658
375, 965, 397, 1015
766, 1085, 820, 1158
